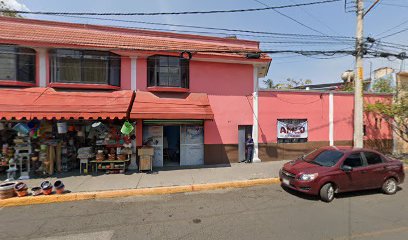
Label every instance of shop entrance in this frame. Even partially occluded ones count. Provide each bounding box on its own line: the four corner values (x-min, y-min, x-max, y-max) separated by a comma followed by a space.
143, 121, 204, 167
163, 126, 180, 166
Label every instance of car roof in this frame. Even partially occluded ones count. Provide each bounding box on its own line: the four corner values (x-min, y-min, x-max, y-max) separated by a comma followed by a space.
320, 146, 381, 154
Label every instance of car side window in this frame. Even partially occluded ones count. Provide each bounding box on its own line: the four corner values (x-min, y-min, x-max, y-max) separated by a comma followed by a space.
364, 152, 383, 165
343, 153, 363, 168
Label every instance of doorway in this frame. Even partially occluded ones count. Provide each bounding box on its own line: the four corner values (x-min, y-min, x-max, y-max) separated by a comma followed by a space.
163, 126, 180, 166
238, 125, 253, 162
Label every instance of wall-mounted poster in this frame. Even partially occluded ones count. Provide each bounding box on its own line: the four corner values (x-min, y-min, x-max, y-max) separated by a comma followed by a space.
277, 119, 308, 143
180, 125, 204, 166
142, 125, 163, 167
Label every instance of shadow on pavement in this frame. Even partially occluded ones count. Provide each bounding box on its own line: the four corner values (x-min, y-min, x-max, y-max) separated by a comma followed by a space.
281, 184, 403, 202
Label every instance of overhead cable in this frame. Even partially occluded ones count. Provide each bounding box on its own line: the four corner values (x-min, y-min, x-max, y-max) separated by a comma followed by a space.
0, 0, 341, 16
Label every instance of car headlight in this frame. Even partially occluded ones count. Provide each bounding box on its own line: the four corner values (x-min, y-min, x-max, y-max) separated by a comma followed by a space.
299, 173, 318, 181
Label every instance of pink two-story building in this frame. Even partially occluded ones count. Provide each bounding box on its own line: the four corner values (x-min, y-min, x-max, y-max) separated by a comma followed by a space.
0, 17, 393, 168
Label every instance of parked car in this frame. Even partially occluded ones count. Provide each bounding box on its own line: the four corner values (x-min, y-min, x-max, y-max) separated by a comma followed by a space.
279, 146, 405, 202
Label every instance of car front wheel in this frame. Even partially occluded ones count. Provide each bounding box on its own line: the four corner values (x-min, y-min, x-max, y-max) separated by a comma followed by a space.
320, 183, 335, 203
382, 178, 398, 195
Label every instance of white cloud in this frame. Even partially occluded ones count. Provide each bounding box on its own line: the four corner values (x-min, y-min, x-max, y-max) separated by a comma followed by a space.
1, 0, 29, 11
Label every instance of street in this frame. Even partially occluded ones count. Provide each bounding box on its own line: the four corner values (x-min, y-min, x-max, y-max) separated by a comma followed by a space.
0, 181, 407, 240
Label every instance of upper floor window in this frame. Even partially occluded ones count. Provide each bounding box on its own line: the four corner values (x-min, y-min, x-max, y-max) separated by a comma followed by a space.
147, 55, 189, 88
50, 49, 120, 86
0, 45, 35, 83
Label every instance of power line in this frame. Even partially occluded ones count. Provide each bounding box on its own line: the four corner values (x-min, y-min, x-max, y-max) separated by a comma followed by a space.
253, 0, 327, 35
379, 26, 408, 39
39, 14, 356, 42
373, 2, 408, 8
0, 0, 341, 16
288, 0, 341, 35
375, 17, 408, 37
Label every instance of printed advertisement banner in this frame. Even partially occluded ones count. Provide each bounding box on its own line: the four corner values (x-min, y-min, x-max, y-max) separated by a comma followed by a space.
277, 119, 308, 139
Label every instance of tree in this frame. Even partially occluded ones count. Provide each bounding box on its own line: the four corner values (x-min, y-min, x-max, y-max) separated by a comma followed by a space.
371, 76, 394, 93
263, 78, 312, 89
365, 83, 408, 143
0, 0, 22, 18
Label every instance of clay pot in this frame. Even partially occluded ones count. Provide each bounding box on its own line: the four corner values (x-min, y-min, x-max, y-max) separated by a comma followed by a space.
42, 187, 53, 195
14, 182, 28, 197
0, 182, 16, 199
41, 181, 53, 195
16, 190, 28, 197
54, 180, 65, 194
31, 187, 42, 196
14, 182, 27, 191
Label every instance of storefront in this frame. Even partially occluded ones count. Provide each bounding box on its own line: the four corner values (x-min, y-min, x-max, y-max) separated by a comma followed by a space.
0, 88, 136, 180
142, 121, 204, 167
130, 91, 213, 167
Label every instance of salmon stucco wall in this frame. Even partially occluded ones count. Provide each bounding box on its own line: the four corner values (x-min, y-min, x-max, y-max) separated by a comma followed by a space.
190, 61, 254, 144
259, 91, 330, 143
259, 91, 393, 144
136, 57, 147, 91
135, 58, 255, 145
120, 56, 131, 90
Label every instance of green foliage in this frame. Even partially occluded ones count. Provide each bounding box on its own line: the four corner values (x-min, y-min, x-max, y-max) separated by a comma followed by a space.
371, 76, 394, 93
0, 1, 22, 18
337, 81, 371, 92
263, 78, 312, 89
365, 94, 408, 142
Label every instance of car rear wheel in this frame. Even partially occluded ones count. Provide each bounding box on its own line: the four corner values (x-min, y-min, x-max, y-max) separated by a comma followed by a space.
382, 178, 397, 195
320, 183, 335, 203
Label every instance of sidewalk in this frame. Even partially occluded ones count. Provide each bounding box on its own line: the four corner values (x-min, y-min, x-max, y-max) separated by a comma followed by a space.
11, 161, 286, 193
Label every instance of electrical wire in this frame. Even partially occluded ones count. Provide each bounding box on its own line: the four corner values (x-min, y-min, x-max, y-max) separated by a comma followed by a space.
0, 0, 341, 16
24, 14, 356, 41
378, 26, 408, 39
253, 0, 327, 35
376, 17, 408, 38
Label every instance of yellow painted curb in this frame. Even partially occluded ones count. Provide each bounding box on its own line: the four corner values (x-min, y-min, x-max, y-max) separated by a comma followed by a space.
0, 178, 280, 208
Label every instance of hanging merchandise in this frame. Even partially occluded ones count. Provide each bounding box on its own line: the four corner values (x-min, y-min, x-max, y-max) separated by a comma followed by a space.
120, 121, 134, 135
77, 126, 85, 137
27, 119, 40, 130
92, 122, 108, 136
13, 123, 30, 135
57, 122, 67, 134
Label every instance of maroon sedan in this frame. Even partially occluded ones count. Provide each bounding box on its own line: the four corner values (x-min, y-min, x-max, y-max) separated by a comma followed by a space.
279, 146, 405, 202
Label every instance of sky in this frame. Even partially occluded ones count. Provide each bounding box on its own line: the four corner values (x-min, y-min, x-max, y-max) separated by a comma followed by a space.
4, 0, 408, 86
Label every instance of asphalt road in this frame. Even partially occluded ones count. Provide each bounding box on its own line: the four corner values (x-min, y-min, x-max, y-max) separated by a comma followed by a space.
0, 181, 407, 240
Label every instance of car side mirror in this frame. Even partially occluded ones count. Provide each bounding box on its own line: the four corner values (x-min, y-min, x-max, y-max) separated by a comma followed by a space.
341, 165, 353, 172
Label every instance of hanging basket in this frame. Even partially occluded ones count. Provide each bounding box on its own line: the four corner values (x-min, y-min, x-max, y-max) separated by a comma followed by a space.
121, 121, 134, 135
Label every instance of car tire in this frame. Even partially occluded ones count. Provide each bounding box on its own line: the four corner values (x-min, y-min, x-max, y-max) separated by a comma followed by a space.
382, 178, 397, 195
320, 183, 335, 203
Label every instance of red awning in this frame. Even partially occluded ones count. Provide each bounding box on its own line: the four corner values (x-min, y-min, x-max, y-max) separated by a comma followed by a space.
130, 91, 214, 120
0, 88, 134, 120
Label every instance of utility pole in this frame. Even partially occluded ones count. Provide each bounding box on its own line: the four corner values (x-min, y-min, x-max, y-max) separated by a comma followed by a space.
353, 0, 364, 148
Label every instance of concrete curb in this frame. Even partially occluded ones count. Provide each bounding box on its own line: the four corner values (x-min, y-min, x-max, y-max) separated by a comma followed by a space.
0, 178, 280, 208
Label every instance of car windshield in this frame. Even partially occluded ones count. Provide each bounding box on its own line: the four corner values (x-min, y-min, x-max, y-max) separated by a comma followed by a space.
303, 149, 344, 167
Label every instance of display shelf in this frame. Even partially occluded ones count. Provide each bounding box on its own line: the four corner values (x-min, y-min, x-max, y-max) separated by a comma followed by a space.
97, 168, 124, 170
90, 159, 128, 174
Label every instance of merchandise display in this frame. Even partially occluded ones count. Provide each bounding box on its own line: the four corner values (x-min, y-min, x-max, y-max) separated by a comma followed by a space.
0, 119, 136, 179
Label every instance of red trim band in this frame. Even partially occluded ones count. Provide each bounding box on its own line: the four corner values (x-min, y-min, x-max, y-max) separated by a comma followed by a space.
147, 87, 189, 93
0, 80, 36, 87
49, 83, 121, 90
